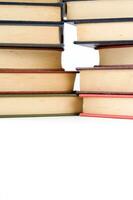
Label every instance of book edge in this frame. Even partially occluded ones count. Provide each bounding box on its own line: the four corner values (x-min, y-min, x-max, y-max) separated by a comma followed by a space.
80, 113, 133, 120
79, 94, 133, 98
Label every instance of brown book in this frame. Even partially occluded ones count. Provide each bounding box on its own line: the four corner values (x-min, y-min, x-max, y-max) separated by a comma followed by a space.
80, 94, 133, 120
0, 93, 82, 117
0, 3, 62, 23
0, 47, 63, 70
0, 69, 76, 93
0, 23, 63, 47
66, 1, 133, 21
77, 67, 133, 94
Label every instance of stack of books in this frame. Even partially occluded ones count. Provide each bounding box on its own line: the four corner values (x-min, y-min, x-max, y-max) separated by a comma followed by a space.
65, 0, 133, 119
0, 0, 82, 117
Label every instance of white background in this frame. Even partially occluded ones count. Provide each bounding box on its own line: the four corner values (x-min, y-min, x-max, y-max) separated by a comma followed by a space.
0, 23, 133, 200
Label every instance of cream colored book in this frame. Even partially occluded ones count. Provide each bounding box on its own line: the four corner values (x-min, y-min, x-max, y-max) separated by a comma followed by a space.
0, 3, 61, 22
0, 48, 62, 69
80, 94, 133, 120
0, 94, 82, 117
67, 0, 133, 20
0, 0, 61, 3
78, 67, 133, 94
76, 20, 133, 44
98, 46, 133, 66
0, 70, 76, 93
0, 23, 62, 46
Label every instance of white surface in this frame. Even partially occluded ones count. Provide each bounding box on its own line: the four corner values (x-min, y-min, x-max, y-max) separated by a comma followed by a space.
0, 23, 133, 200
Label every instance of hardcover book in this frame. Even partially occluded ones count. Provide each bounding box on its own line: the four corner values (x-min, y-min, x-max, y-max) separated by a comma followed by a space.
77, 67, 133, 94
0, 69, 76, 93
66, 0, 133, 21
98, 45, 133, 66
80, 94, 133, 120
0, 47, 63, 70
74, 19, 133, 47
0, 0, 62, 3
0, 22, 63, 47
0, 93, 82, 117
0, 2, 63, 23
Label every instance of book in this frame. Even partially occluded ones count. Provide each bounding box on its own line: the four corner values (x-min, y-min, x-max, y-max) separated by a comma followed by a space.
0, 47, 63, 70
0, 0, 61, 3
0, 22, 63, 47
0, 2, 62, 23
77, 67, 133, 94
74, 19, 133, 47
0, 93, 82, 117
80, 94, 133, 120
66, 0, 133, 21
0, 69, 76, 93
97, 45, 133, 66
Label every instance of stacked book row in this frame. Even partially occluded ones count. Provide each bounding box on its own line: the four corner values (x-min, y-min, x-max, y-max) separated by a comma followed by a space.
0, 0, 82, 117
65, 0, 133, 119
1, 0, 133, 119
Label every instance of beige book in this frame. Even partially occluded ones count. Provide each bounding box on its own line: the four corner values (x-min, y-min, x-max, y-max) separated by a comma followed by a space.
76, 21, 133, 42
0, 94, 82, 117
67, 1, 133, 20
80, 94, 133, 119
78, 67, 133, 93
0, 70, 76, 93
0, 4, 61, 22
0, 48, 62, 69
0, 24, 61, 45
99, 46, 133, 66
0, 0, 61, 3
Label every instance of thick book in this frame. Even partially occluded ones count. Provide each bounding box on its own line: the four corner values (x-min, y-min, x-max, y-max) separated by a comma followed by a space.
77, 67, 133, 94
0, 2, 63, 23
0, 22, 63, 47
80, 94, 133, 120
0, 47, 63, 70
0, 93, 82, 117
74, 19, 133, 47
0, 69, 76, 93
97, 45, 133, 66
66, 0, 133, 21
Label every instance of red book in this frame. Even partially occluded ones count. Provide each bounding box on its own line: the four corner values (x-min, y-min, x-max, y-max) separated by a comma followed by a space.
80, 94, 133, 120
